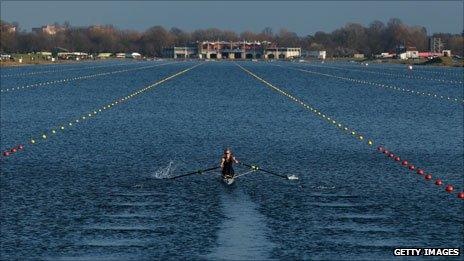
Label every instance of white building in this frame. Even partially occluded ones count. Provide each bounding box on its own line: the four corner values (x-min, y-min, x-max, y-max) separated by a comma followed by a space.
97, 53, 113, 59
377, 52, 395, 58
164, 41, 301, 60
399, 51, 419, 60
442, 50, 452, 57
399, 47, 419, 60
32, 25, 65, 35
308, 50, 326, 60
264, 47, 301, 59
163, 46, 197, 59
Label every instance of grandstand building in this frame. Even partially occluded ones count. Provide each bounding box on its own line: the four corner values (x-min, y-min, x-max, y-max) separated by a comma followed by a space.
163, 41, 301, 60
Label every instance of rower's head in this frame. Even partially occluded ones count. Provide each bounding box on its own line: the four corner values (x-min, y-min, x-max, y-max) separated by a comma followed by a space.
224, 148, 232, 157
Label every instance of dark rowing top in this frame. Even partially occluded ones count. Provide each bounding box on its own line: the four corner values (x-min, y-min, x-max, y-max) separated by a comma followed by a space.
222, 157, 235, 177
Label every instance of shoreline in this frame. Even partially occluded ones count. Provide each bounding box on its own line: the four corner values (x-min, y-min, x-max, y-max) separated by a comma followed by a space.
2, 57, 463, 68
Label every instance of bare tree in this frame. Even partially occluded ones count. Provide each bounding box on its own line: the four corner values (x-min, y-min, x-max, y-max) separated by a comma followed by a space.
0, 19, 462, 58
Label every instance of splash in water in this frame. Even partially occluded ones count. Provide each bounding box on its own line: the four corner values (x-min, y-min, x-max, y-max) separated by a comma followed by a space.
287, 175, 299, 180
152, 161, 177, 179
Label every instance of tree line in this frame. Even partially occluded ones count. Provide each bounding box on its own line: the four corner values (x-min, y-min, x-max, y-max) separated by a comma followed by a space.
1, 18, 463, 57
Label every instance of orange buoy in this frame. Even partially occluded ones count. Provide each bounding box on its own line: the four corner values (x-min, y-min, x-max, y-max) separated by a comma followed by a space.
417, 169, 424, 175
394, 156, 400, 161
435, 179, 443, 186
458, 192, 464, 199
408, 165, 415, 171
10, 148, 17, 153
425, 174, 432, 180
401, 160, 408, 166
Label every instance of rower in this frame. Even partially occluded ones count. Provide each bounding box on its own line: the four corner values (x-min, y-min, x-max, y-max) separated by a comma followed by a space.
220, 148, 239, 179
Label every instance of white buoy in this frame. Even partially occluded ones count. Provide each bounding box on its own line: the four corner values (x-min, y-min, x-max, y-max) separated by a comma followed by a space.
408, 65, 413, 70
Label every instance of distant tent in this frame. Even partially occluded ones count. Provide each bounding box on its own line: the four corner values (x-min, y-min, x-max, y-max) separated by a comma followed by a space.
131, 52, 142, 59
52, 47, 69, 57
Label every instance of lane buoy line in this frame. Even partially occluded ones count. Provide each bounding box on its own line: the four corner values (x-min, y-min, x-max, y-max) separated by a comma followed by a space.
1, 62, 202, 159
235, 63, 463, 200
292, 62, 463, 85
0, 62, 178, 93
0, 61, 147, 78
375, 146, 464, 199
274, 64, 464, 104
328, 62, 463, 78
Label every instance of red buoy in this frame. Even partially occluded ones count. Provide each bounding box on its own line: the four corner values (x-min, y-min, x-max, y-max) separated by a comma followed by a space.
435, 179, 443, 186
3, 151, 10, 157
10, 148, 17, 153
408, 165, 415, 171
458, 192, 464, 199
417, 169, 424, 175
377, 146, 384, 152
394, 156, 400, 161
401, 160, 408, 166
388, 153, 394, 158
383, 150, 389, 155
425, 174, 432, 180
445, 185, 454, 193
18, 145, 24, 150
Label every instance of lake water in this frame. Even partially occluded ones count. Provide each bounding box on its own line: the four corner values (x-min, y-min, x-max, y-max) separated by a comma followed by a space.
1, 60, 463, 260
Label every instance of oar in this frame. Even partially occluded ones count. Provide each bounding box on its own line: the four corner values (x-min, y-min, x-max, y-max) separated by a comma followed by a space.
169, 166, 220, 180
240, 162, 289, 180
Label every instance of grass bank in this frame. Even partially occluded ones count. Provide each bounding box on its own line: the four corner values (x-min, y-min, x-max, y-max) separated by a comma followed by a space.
0, 53, 94, 67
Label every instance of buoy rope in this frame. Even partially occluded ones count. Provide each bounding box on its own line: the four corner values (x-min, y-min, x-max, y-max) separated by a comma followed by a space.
0, 61, 147, 78
325, 62, 463, 78
1, 62, 178, 93
235, 62, 463, 199
273, 64, 464, 104
1, 62, 202, 159
375, 146, 463, 199
293, 62, 463, 85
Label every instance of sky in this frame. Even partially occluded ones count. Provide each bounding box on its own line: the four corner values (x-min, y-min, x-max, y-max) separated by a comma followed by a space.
1, 1, 463, 35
